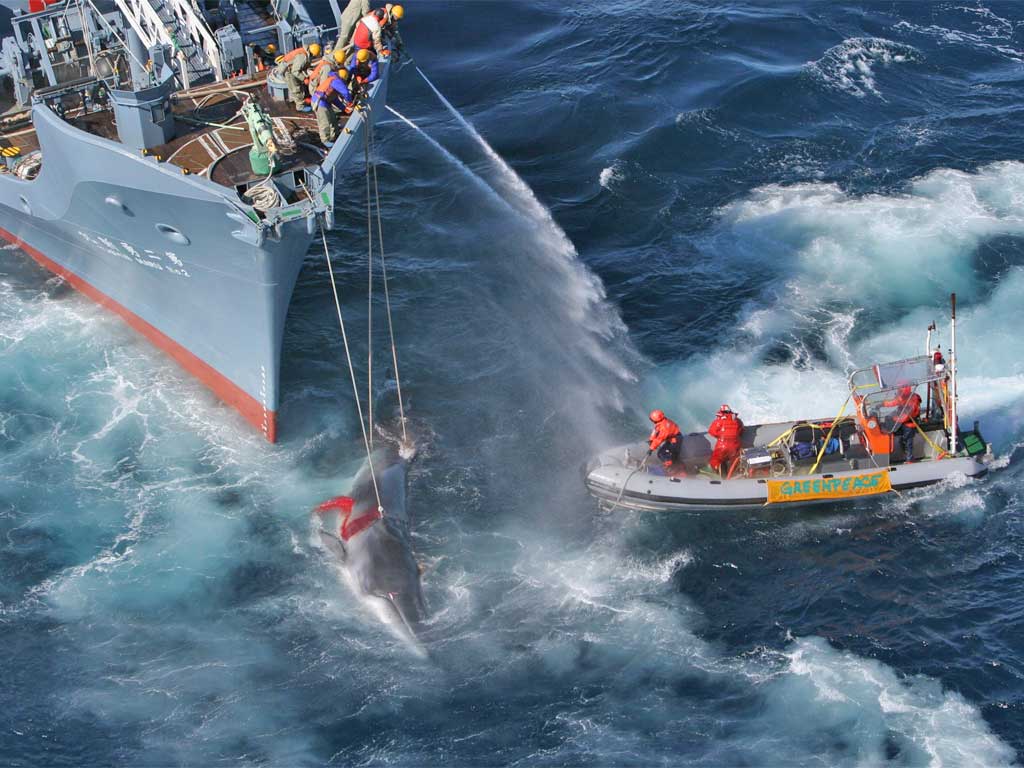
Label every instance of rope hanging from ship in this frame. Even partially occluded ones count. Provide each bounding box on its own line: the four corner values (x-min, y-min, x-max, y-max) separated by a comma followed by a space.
315, 104, 411, 514
361, 100, 409, 449
369, 114, 409, 446
319, 219, 384, 515
365, 103, 375, 450
363, 107, 409, 447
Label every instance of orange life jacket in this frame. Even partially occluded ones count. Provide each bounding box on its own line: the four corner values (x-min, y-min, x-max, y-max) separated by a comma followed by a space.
709, 412, 743, 444
306, 58, 332, 85
281, 46, 308, 64
884, 391, 921, 426
649, 418, 681, 451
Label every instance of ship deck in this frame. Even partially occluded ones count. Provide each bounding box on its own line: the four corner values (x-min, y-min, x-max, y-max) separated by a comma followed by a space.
0, 70, 343, 192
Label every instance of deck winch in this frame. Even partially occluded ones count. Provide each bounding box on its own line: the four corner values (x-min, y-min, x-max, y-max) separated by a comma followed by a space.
241, 97, 279, 176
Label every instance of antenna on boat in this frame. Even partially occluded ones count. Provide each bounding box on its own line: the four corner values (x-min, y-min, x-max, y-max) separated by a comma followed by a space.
949, 293, 958, 457
925, 320, 935, 417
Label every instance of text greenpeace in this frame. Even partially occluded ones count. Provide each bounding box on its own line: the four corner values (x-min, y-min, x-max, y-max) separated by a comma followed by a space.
767, 470, 891, 504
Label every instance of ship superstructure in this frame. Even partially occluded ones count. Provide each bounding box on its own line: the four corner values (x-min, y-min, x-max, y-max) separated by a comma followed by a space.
0, 0, 391, 441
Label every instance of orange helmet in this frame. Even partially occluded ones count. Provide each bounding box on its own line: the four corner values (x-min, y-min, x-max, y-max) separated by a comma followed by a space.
649, 409, 665, 423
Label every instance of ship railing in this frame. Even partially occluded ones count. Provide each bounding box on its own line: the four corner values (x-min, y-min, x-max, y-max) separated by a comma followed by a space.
111, 0, 172, 62
159, 0, 223, 82
110, 0, 222, 86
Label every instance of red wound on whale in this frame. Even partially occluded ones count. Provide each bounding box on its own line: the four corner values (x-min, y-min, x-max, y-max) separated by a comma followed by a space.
340, 508, 382, 541
315, 495, 381, 541
315, 496, 355, 514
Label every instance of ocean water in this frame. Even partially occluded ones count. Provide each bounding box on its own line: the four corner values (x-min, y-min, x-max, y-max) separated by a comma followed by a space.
3, 1, 1024, 764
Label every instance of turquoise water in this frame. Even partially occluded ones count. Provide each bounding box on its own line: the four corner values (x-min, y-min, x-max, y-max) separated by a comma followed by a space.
3, 1, 1024, 764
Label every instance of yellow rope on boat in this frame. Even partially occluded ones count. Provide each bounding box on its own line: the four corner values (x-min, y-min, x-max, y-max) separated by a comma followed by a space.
766, 419, 851, 449
913, 422, 948, 460
766, 427, 796, 447
809, 395, 852, 475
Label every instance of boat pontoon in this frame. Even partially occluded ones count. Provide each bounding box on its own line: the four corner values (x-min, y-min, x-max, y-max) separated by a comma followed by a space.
585, 295, 994, 511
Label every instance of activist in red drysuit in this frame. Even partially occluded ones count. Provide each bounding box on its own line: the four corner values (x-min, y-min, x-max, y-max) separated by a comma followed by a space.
708, 405, 743, 476
883, 385, 922, 462
648, 410, 682, 469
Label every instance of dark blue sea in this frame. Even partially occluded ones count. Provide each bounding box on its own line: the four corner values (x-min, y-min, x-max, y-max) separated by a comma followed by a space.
3, 1, 1024, 764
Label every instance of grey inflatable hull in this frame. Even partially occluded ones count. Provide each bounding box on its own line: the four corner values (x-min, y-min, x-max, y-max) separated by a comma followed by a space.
585, 423, 992, 512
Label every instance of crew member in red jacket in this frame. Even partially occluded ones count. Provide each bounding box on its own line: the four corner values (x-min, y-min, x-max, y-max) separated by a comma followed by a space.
883, 385, 922, 462
351, 4, 404, 57
648, 410, 682, 471
708, 404, 744, 476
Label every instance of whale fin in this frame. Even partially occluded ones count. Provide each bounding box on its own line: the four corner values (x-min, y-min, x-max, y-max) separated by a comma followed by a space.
319, 528, 348, 560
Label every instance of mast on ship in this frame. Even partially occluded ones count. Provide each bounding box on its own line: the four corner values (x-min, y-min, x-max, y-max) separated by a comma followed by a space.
950, 292, 958, 457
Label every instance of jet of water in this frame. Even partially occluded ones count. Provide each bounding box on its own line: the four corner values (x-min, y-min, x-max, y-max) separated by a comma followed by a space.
412, 69, 635, 375
385, 106, 528, 222
387, 89, 641, 450
415, 67, 574, 247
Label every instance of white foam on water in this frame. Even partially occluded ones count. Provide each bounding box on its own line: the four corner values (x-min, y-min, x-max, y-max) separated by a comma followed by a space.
598, 162, 621, 189
451, 507, 1016, 764
652, 162, 1024, 432
622, 549, 694, 583
955, 4, 1018, 39
756, 636, 1016, 765
595, 159, 680, 211
721, 162, 1024, 308
893, 5, 1024, 62
806, 37, 918, 98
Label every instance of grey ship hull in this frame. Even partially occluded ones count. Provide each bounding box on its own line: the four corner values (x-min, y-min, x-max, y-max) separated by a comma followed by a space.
0, 67, 389, 441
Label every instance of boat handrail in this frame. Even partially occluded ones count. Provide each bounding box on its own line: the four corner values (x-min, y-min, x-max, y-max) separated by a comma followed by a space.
848, 353, 946, 397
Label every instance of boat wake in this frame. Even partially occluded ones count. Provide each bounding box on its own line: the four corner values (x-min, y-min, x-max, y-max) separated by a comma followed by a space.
649, 161, 1024, 442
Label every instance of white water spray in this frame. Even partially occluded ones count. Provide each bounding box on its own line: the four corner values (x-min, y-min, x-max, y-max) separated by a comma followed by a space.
416, 67, 578, 245
412, 68, 636, 387
385, 105, 531, 223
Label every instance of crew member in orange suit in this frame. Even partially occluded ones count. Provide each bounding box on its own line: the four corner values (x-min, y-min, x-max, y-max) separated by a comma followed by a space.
648, 410, 682, 471
883, 385, 922, 462
708, 404, 744, 476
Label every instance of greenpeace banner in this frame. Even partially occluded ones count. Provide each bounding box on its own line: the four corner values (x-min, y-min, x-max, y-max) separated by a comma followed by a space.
766, 470, 891, 504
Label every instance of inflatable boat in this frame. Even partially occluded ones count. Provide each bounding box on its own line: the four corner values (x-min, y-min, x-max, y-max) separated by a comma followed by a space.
585, 296, 995, 512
